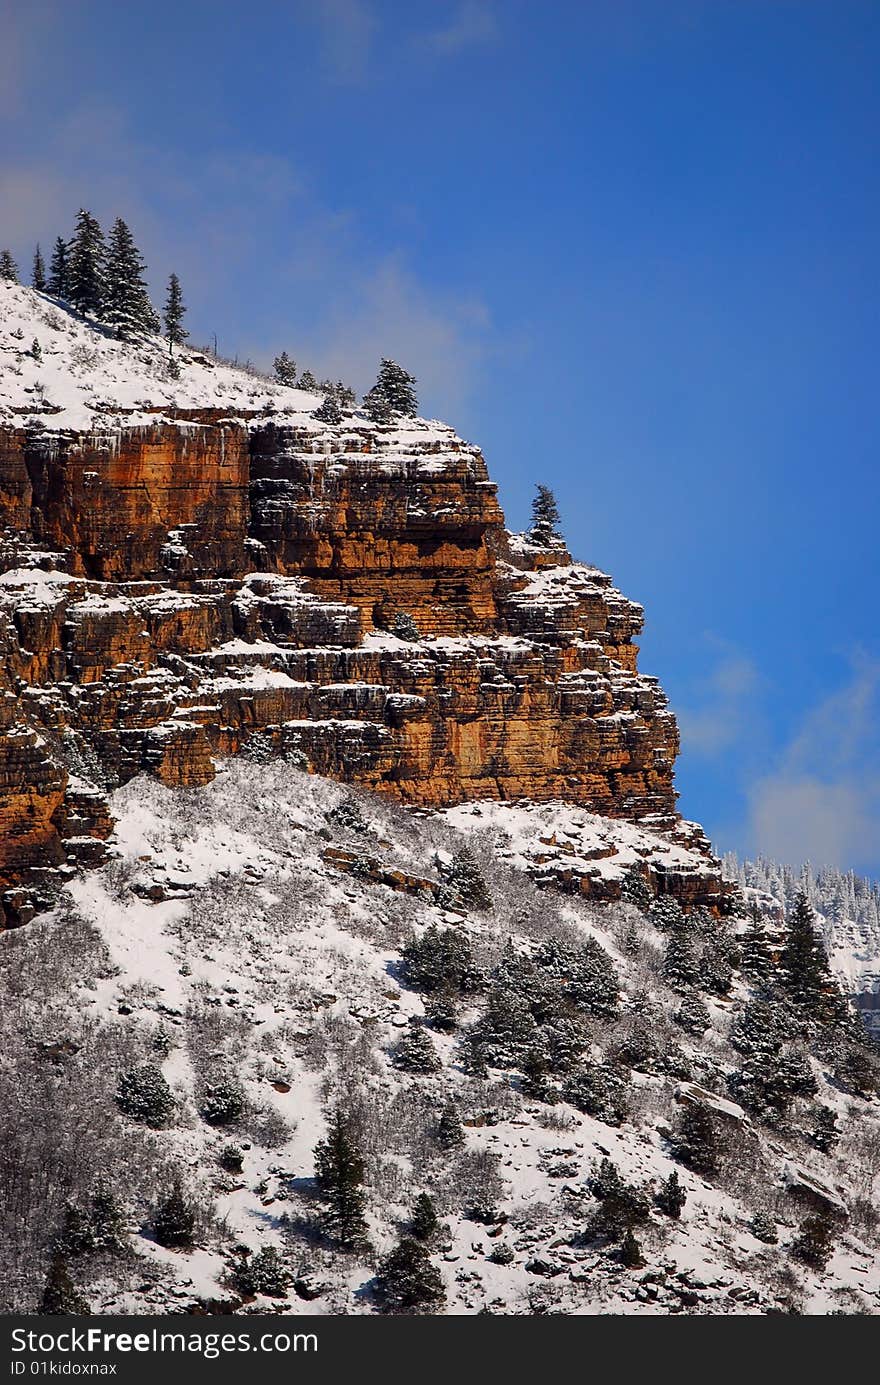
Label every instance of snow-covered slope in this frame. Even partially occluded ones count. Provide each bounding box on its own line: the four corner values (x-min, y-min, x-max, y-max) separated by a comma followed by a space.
724, 853, 880, 1005
4, 764, 879, 1316
0, 280, 453, 446
443, 800, 717, 900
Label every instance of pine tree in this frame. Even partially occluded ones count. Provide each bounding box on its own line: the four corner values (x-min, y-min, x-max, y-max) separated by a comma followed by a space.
411, 1192, 439, 1241
675, 993, 711, 1035
367, 359, 418, 417
391, 611, 420, 641
700, 945, 734, 996
88, 1182, 126, 1251
791, 1211, 836, 1270
812, 1105, 840, 1153
833, 1045, 879, 1097
163, 273, 187, 354
314, 389, 343, 424
392, 1022, 442, 1073
619, 1228, 644, 1268
31, 244, 46, 291
219, 1143, 244, 1173
151, 1178, 196, 1248
443, 846, 493, 910
589, 1156, 625, 1202
401, 924, 482, 994
663, 928, 701, 992
561, 1061, 629, 1126
520, 1044, 556, 1102
48, 237, 69, 297
588, 1159, 651, 1238
56, 1204, 94, 1257
313, 1108, 370, 1249
362, 383, 394, 424
199, 1073, 245, 1126
67, 210, 106, 316
231, 1245, 291, 1297
103, 218, 159, 339
528, 484, 563, 547
297, 369, 318, 392
732, 1043, 816, 1116
739, 902, 774, 983
655, 1169, 686, 1219
273, 351, 297, 385
374, 1238, 446, 1314
326, 795, 369, 834
423, 987, 458, 1031
749, 1210, 778, 1243
116, 1063, 174, 1127
621, 864, 653, 911
39, 1255, 90, 1315
0, 250, 19, 282
780, 891, 836, 1008
58, 1184, 126, 1256
469, 987, 541, 1069
436, 1101, 465, 1150
534, 935, 620, 1018
648, 895, 684, 931
673, 1102, 722, 1175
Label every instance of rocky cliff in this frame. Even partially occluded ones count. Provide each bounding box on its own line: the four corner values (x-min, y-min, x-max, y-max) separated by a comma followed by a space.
0, 281, 723, 922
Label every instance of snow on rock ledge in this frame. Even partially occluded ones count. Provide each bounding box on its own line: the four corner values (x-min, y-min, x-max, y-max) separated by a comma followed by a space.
0, 282, 726, 921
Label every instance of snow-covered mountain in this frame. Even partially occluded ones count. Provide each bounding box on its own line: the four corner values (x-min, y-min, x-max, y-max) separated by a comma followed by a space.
723, 853, 880, 1031
1, 277, 327, 431
1, 281, 879, 1317
2, 764, 879, 1316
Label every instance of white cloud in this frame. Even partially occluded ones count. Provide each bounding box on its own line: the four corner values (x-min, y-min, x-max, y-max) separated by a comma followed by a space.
748, 777, 878, 870
676, 641, 761, 756
2, 101, 495, 418
301, 257, 493, 411
421, 2, 499, 55
745, 658, 880, 868
0, 108, 302, 310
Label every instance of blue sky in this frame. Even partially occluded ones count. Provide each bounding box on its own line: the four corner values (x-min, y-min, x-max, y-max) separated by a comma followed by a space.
4, 1, 879, 876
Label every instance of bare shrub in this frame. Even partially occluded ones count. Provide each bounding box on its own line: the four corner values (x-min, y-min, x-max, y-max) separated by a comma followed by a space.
443, 1148, 506, 1222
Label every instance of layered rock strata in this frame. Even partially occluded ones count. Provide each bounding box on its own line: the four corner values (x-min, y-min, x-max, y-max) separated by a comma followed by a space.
0, 282, 722, 921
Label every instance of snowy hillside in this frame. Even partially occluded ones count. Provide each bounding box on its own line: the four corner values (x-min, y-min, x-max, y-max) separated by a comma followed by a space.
3, 763, 880, 1316
0, 280, 454, 444
724, 854, 880, 1001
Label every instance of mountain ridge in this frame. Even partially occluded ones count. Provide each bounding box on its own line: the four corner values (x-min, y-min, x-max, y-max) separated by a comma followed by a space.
2, 284, 880, 1318
0, 280, 723, 925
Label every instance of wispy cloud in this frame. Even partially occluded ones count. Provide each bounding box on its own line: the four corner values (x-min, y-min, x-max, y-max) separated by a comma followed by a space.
305, 0, 378, 82
0, 0, 56, 116
1, 100, 495, 417
301, 256, 493, 411
0, 105, 304, 302
745, 657, 880, 868
420, 2, 499, 56
676, 639, 762, 757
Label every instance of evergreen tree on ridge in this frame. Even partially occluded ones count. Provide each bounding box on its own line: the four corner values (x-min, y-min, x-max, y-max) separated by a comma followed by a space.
103, 218, 159, 339
67, 209, 106, 316
163, 273, 188, 354
48, 237, 69, 298
31, 244, 46, 291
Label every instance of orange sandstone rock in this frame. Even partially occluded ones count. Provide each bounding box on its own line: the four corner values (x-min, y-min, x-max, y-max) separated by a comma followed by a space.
0, 411, 721, 920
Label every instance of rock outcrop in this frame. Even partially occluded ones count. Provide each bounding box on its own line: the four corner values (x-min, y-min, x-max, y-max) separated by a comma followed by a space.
0, 280, 724, 921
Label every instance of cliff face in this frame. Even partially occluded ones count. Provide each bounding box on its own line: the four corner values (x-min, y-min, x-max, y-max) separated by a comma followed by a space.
249, 423, 504, 635
0, 280, 723, 922
0, 421, 250, 579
